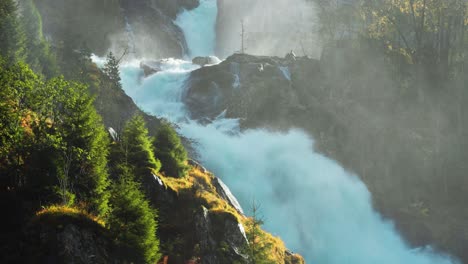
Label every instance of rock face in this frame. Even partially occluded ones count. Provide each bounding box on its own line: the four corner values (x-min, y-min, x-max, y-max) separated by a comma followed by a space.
183, 52, 468, 263
194, 207, 248, 264
23, 215, 116, 264
88, 63, 162, 137
36, 0, 201, 58
148, 173, 249, 263
146, 168, 303, 263
185, 53, 315, 126
212, 178, 244, 214
35, 0, 124, 56
119, 0, 192, 58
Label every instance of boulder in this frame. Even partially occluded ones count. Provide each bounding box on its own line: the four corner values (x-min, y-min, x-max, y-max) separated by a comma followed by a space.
194, 207, 248, 264
192, 56, 221, 67
184, 53, 307, 121
140, 61, 162, 77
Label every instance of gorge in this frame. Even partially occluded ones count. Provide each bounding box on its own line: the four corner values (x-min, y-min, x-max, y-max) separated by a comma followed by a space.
112, 0, 461, 263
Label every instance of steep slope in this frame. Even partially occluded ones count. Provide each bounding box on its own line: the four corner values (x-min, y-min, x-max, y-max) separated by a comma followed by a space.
150, 164, 305, 263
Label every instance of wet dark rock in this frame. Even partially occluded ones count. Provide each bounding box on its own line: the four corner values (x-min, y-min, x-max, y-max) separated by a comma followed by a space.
184, 53, 314, 122
194, 207, 248, 264
192, 56, 221, 66
152, 0, 200, 18
212, 178, 244, 214
23, 215, 117, 264
140, 61, 162, 77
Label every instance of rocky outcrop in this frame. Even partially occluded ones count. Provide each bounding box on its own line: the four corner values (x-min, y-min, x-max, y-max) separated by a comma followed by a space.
140, 61, 162, 77
147, 168, 302, 263
194, 207, 248, 264
23, 214, 117, 264
35, 0, 124, 56
184, 53, 317, 126
148, 172, 249, 263
36, 0, 200, 58
192, 56, 221, 67
212, 178, 244, 214
90, 64, 162, 136
119, 0, 189, 58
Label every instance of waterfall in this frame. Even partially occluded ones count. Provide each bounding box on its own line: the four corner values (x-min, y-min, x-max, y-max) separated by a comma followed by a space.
107, 0, 459, 263
174, 0, 218, 58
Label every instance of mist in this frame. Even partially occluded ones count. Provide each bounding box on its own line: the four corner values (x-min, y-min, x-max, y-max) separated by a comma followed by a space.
175, 0, 218, 58
216, 0, 321, 58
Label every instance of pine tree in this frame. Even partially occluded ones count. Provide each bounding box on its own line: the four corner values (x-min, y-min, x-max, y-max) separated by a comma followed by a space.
42, 77, 111, 216
245, 201, 274, 264
0, 0, 26, 62
108, 169, 161, 264
19, 0, 58, 77
153, 122, 189, 178
103, 51, 121, 89
122, 114, 161, 184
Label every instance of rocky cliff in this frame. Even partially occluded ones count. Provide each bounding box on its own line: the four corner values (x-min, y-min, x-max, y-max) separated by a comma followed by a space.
22, 208, 118, 263
183, 52, 468, 262
141, 163, 304, 263
36, 0, 200, 58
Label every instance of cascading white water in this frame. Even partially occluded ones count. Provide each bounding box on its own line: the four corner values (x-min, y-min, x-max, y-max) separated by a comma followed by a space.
124, 17, 137, 56
175, 0, 218, 58
114, 0, 459, 263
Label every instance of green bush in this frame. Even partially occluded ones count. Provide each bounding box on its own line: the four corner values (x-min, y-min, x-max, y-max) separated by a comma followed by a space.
121, 114, 161, 182
108, 170, 161, 264
153, 122, 189, 178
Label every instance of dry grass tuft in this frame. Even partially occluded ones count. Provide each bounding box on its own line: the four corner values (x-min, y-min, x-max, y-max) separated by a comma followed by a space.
35, 205, 105, 227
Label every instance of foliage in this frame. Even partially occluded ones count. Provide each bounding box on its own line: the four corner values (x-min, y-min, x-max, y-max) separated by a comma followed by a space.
361, 0, 467, 69
108, 171, 161, 264
0, 58, 110, 216
0, 0, 26, 63
19, 0, 58, 77
243, 201, 275, 264
103, 51, 121, 89
0, 62, 36, 190
315, 0, 468, 78
39, 77, 111, 216
121, 114, 161, 184
153, 122, 189, 178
